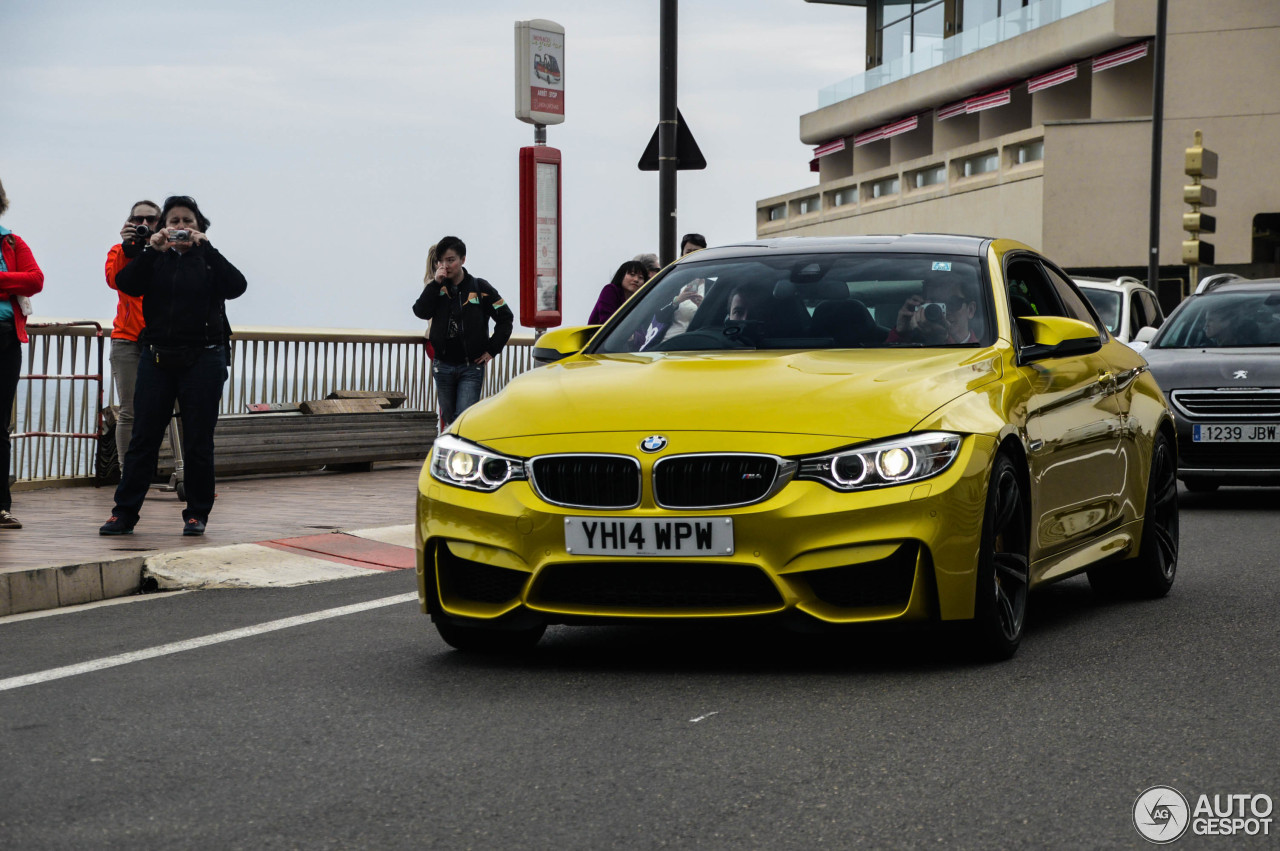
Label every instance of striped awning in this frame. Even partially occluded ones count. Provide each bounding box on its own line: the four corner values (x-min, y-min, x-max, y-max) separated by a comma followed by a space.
812, 138, 847, 158
937, 99, 968, 121
1093, 41, 1149, 73
965, 88, 1012, 113
853, 115, 919, 147
1028, 63, 1078, 93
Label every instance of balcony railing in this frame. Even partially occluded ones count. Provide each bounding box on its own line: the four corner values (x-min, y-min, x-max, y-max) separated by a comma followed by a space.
8, 324, 538, 485
818, 0, 1110, 108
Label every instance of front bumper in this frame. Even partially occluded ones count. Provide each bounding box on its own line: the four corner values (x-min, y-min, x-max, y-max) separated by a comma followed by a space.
1173, 419, 1280, 485
415, 433, 997, 628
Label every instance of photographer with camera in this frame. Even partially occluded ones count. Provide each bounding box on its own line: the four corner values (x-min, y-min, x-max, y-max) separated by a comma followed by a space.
412, 235, 513, 431
888, 269, 981, 345
104, 199, 161, 473
99, 195, 246, 537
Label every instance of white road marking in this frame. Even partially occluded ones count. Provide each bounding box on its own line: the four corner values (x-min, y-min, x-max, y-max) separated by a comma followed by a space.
689, 712, 720, 723
0, 592, 418, 692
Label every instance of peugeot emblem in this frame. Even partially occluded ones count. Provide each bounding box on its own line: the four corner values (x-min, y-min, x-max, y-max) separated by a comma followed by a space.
1234, 370, 1249, 379
641, 435, 668, 453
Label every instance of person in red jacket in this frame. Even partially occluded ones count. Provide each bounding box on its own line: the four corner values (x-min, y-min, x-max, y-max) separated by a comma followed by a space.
0, 178, 46, 530
105, 199, 161, 470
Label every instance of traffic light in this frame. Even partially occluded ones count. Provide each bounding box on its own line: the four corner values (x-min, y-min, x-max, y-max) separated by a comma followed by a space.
1182, 130, 1217, 267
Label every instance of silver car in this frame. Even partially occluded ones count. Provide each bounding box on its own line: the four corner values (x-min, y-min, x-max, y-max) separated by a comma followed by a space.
1141, 278, 1280, 491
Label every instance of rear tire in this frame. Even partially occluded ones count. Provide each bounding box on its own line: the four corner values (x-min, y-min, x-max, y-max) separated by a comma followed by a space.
967, 453, 1030, 661
1088, 431, 1178, 598
434, 619, 545, 654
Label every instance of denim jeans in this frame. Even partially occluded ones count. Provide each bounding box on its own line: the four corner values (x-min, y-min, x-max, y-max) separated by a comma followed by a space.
433, 361, 485, 428
0, 324, 20, 512
113, 345, 227, 523
109, 339, 142, 465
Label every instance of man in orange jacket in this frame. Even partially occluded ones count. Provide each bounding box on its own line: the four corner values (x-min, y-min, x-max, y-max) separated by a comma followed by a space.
105, 200, 160, 469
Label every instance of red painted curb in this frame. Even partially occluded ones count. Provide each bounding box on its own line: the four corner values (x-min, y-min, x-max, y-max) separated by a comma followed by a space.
258, 533, 415, 572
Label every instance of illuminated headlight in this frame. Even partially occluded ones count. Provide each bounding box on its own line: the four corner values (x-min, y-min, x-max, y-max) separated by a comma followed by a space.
430, 433, 526, 492
798, 432, 962, 492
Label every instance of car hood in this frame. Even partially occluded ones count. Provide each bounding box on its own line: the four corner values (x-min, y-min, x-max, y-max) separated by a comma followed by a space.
456, 349, 1002, 442
1142, 346, 1280, 390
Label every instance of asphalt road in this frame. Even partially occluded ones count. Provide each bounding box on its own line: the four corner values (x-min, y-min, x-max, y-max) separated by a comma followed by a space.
1, 486, 1278, 850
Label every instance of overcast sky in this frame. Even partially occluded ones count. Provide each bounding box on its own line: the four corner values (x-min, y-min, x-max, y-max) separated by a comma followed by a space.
3, 1, 864, 336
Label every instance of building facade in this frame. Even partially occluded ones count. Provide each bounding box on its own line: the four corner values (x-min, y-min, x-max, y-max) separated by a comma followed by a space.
757, 0, 1280, 293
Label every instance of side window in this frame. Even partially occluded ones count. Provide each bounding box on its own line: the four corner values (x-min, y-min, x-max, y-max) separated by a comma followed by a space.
1043, 264, 1105, 331
1005, 257, 1063, 320
1128, 293, 1143, 337
1140, 291, 1165, 328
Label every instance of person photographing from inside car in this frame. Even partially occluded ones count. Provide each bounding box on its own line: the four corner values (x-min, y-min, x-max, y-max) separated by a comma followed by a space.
105, 199, 161, 474
412, 236, 513, 431
100, 195, 246, 537
888, 269, 980, 345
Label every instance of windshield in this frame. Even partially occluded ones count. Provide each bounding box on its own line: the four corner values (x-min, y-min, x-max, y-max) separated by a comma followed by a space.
1079, 288, 1122, 335
589, 252, 990, 354
1153, 290, 1280, 348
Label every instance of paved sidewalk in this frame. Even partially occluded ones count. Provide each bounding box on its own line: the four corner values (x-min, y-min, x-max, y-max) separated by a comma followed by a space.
0, 464, 421, 616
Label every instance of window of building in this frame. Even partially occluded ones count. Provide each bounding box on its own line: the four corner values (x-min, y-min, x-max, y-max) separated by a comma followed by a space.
768, 204, 786, 222
796, 195, 821, 215
869, 176, 900, 199
1013, 140, 1044, 165
961, 152, 1000, 177
1253, 213, 1280, 264
831, 188, 857, 208
911, 164, 947, 189
872, 0, 951, 69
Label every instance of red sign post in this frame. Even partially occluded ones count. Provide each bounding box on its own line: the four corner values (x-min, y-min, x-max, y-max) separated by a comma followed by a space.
518, 145, 562, 328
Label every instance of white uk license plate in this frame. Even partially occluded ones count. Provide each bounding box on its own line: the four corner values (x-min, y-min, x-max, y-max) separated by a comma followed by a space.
564, 517, 734, 557
1193, 423, 1280, 442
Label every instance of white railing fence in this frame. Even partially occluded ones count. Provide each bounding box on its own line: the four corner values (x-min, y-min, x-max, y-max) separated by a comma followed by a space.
8, 323, 538, 485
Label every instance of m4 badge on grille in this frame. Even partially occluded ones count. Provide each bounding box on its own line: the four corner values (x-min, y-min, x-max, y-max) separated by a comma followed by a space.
641, 435, 668, 453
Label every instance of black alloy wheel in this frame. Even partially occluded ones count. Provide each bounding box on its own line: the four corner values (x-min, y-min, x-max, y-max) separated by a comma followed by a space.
1088, 431, 1179, 598
969, 453, 1030, 661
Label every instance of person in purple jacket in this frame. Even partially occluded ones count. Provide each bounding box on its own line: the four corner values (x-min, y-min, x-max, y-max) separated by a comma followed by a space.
588, 259, 648, 325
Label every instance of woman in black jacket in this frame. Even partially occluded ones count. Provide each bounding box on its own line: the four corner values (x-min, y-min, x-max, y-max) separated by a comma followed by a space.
100, 195, 246, 537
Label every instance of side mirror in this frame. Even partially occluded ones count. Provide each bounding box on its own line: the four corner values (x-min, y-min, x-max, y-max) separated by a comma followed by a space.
1017, 316, 1103, 364
1133, 326, 1158, 344
532, 326, 600, 365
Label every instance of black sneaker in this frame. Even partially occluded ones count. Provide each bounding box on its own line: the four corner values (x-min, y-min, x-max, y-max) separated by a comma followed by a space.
0, 510, 21, 530
99, 515, 135, 536
183, 518, 206, 537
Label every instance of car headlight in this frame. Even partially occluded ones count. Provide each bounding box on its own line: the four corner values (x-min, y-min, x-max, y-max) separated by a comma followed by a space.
797, 432, 963, 492
429, 433, 526, 492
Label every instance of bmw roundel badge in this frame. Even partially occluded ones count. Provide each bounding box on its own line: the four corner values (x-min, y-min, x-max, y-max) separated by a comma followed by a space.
641, 435, 668, 453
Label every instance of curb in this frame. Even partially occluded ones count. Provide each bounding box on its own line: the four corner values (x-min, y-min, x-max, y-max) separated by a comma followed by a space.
0, 526, 416, 617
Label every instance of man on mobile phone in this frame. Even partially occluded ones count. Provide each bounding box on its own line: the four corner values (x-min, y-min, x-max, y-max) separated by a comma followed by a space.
412, 236, 513, 430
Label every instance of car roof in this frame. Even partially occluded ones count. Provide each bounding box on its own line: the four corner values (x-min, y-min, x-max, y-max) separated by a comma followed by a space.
1073, 276, 1147, 292
684, 234, 993, 263
1203, 278, 1280, 295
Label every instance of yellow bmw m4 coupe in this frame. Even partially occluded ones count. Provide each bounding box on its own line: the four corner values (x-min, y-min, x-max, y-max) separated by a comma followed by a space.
416, 236, 1178, 659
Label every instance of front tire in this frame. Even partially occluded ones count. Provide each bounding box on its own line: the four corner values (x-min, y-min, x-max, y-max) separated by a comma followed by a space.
434, 619, 545, 654
1089, 431, 1178, 598
968, 453, 1030, 661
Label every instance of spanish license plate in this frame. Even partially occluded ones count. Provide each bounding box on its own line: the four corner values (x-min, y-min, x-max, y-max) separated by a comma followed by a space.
1192, 423, 1280, 442
564, 517, 734, 557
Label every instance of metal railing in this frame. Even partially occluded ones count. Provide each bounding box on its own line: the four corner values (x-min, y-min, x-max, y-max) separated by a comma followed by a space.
9, 322, 106, 485
10, 323, 539, 485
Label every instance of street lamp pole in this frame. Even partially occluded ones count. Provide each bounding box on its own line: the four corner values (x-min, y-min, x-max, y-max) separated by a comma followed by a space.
659, 0, 678, 267
1147, 0, 1168, 294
